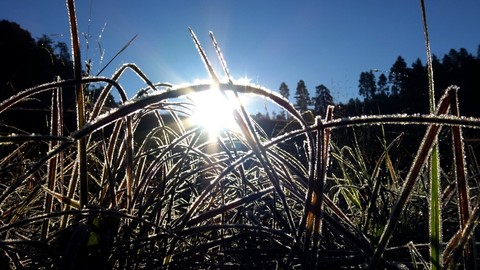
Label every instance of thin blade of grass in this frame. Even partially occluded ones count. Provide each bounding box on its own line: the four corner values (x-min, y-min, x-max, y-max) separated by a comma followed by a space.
407, 241, 429, 270
209, 32, 316, 243
95, 34, 138, 76
67, 0, 88, 208
41, 78, 64, 240
125, 117, 134, 212
305, 107, 334, 269
363, 132, 403, 234
450, 87, 476, 269
430, 143, 442, 268
444, 197, 480, 268
419, 1, 442, 268
368, 86, 456, 269
40, 184, 80, 209
98, 129, 118, 208
186, 187, 274, 226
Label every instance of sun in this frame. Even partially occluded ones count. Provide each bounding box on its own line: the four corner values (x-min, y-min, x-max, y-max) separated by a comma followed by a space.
190, 88, 241, 138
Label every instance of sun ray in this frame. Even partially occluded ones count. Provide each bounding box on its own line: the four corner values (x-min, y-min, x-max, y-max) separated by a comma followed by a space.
189, 87, 243, 139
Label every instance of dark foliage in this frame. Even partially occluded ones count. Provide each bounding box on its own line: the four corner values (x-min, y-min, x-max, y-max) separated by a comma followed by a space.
0, 20, 118, 135
0, 20, 77, 134
351, 47, 480, 117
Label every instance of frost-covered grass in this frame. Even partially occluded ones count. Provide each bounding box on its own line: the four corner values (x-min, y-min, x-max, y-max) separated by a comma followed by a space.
1, 0, 480, 269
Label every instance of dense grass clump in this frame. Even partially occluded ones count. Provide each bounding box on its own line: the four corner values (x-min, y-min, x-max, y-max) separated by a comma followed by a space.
1, 0, 480, 269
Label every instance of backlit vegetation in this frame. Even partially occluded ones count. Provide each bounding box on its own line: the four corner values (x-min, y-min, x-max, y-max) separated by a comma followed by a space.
1, 1, 479, 269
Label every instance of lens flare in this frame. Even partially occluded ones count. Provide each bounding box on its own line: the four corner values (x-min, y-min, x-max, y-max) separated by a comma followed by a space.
190, 88, 240, 138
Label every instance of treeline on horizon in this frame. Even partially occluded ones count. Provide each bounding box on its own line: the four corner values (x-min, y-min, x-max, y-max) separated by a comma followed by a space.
269, 46, 480, 121
1, 19, 479, 132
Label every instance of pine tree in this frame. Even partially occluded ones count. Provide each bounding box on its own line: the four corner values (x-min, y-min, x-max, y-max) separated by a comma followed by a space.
358, 71, 376, 100
377, 73, 389, 98
278, 82, 290, 120
279, 82, 290, 100
294, 80, 310, 112
313, 84, 333, 115
389, 56, 408, 96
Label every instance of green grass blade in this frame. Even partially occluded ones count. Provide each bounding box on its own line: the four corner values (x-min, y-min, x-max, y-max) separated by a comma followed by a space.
420, 0, 442, 267
369, 86, 455, 269
430, 146, 441, 269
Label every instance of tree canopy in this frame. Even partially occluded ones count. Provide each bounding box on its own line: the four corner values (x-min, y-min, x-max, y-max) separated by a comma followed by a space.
313, 84, 333, 116
0, 20, 117, 134
0, 20, 74, 100
294, 80, 310, 112
279, 82, 290, 100
351, 48, 480, 117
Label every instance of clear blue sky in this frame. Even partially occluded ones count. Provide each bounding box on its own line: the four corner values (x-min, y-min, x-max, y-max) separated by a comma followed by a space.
1, 1, 479, 111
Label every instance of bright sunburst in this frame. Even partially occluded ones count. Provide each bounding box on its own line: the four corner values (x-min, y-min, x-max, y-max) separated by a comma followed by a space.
190, 88, 240, 138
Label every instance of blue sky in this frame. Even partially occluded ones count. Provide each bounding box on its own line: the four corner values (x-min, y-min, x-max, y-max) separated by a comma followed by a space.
1, 1, 479, 112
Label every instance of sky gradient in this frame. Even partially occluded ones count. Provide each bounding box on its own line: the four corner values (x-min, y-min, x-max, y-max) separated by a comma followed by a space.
1, 1, 479, 112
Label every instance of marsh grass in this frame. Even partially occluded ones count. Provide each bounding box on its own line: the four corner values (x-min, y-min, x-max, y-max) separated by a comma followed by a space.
1, 0, 480, 269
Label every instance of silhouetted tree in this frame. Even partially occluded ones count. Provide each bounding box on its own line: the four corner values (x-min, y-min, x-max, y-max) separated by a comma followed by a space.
279, 82, 290, 100
376, 73, 389, 98
1, 20, 75, 133
0, 20, 118, 135
313, 84, 333, 116
294, 80, 310, 112
439, 48, 480, 117
278, 82, 290, 119
347, 45, 480, 118
358, 71, 376, 101
1, 20, 39, 99
341, 97, 364, 116
1, 22, 75, 96
389, 56, 408, 96
403, 58, 428, 113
